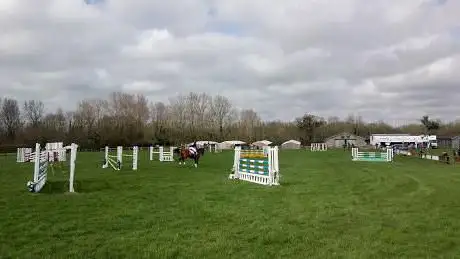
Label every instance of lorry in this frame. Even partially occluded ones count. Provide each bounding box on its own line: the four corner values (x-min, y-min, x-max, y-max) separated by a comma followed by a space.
370, 134, 437, 148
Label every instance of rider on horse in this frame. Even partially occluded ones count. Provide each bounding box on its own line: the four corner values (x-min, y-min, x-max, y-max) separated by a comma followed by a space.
177, 141, 205, 167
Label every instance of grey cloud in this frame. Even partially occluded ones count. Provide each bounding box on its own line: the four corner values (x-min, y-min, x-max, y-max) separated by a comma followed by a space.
1, 0, 460, 121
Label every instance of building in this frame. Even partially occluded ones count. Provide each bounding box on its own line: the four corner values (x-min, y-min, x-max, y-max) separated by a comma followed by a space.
324, 132, 366, 148
437, 136, 453, 148
281, 140, 301, 149
451, 136, 460, 149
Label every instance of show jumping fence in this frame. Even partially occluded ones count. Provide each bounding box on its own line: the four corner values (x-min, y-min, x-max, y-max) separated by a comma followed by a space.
311, 143, 327, 151
229, 146, 280, 186
102, 146, 138, 170
352, 147, 393, 162
149, 146, 174, 162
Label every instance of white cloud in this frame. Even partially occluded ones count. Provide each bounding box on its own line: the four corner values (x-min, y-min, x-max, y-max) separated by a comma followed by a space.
122, 81, 165, 92
0, 0, 460, 122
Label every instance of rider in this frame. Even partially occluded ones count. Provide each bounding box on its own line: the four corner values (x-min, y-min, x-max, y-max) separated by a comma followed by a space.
188, 141, 198, 157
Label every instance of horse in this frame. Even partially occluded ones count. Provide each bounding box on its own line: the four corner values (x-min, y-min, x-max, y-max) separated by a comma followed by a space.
175, 143, 205, 167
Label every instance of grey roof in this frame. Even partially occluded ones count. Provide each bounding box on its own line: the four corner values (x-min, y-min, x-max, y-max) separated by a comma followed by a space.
282, 140, 301, 145
326, 132, 365, 141
370, 133, 410, 136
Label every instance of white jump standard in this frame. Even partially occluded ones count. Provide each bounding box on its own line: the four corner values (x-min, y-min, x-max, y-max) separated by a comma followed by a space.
26, 143, 48, 192
352, 148, 393, 162
311, 143, 327, 151
26, 143, 78, 193
229, 146, 280, 186
149, 146, 174, 162
102, 146, 138, 170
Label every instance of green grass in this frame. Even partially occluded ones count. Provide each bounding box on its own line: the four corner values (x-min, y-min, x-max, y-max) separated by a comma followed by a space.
1, 150, 460, 258
427, 148, 456, 156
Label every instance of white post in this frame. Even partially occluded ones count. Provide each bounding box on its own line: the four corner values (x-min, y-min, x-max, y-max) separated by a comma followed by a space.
133, 146, 138, 170
149, 146, 153, 160
69, 143, 77, 193
268, 146, 273, 185
387, 148, 393, 161
117, 146, 123, 165
33, 143, 40, 183
352, 148, 358, 159
274, 147, 279, 185
102, 146, 109, 168
59, 147, 66, 162
159, 146, 164, 162
232, 146, 241, 179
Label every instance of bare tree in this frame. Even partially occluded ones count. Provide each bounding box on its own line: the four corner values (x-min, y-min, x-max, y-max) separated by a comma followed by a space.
134, 94, 150, 124
108, 92, 134, 120
150, 101, 170, 143
239, 109, 261, 142
80, 100, 96, 130
210, 95, 232, 140
43, 108, 67, 133
150, 101, 169, 128
196, 93, 211, 130
183, 92, 211, 138
23, 100, 44, 128
185, 92, 199, 134
169, 94, 187, 139
75, 99, 99, 132
1, 98, 22, 139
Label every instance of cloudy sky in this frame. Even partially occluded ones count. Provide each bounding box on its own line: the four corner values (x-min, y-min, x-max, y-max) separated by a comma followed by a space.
1, 0, 459, 123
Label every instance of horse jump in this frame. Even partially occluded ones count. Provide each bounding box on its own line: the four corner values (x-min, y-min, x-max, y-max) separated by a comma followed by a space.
311, 143, 327, 151
46, 142, 66, 161
102, 146, 138, 170
208, 144, 221, 153
17, 142, 67, 163
26, 143, 78, 193
229, 146, 280, 186
17, 147, 33, 162
149, 146, 174, 161
352, 148, 393, 162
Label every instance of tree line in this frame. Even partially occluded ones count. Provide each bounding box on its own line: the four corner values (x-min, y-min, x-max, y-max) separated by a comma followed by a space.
0, 91, 455, 150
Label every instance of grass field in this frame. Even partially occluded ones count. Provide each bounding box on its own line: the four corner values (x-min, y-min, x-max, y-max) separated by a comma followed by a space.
1, 149, 460, 258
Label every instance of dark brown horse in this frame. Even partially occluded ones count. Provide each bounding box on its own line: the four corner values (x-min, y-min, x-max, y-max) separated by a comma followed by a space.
175, 142, 205, 167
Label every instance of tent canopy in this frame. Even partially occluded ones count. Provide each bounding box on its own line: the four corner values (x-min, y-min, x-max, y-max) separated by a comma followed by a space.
282, 140, 301, 145
252, 140, 272, 146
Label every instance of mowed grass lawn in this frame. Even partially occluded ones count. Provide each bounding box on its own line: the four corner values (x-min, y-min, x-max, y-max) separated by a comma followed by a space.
1, 149, 460, 258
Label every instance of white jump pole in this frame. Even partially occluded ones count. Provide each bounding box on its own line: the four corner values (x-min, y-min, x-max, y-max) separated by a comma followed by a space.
132, 146, 138, 170
68, 143, 78, 193
117, 146, 123, 164
159, 146, 164, 162
105, 146, 109, 166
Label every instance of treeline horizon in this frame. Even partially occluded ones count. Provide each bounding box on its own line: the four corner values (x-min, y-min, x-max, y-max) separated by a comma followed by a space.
0, 91, 457, 149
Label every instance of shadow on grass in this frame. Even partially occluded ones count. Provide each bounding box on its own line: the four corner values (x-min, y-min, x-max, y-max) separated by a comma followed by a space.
39, 179, 114, 194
